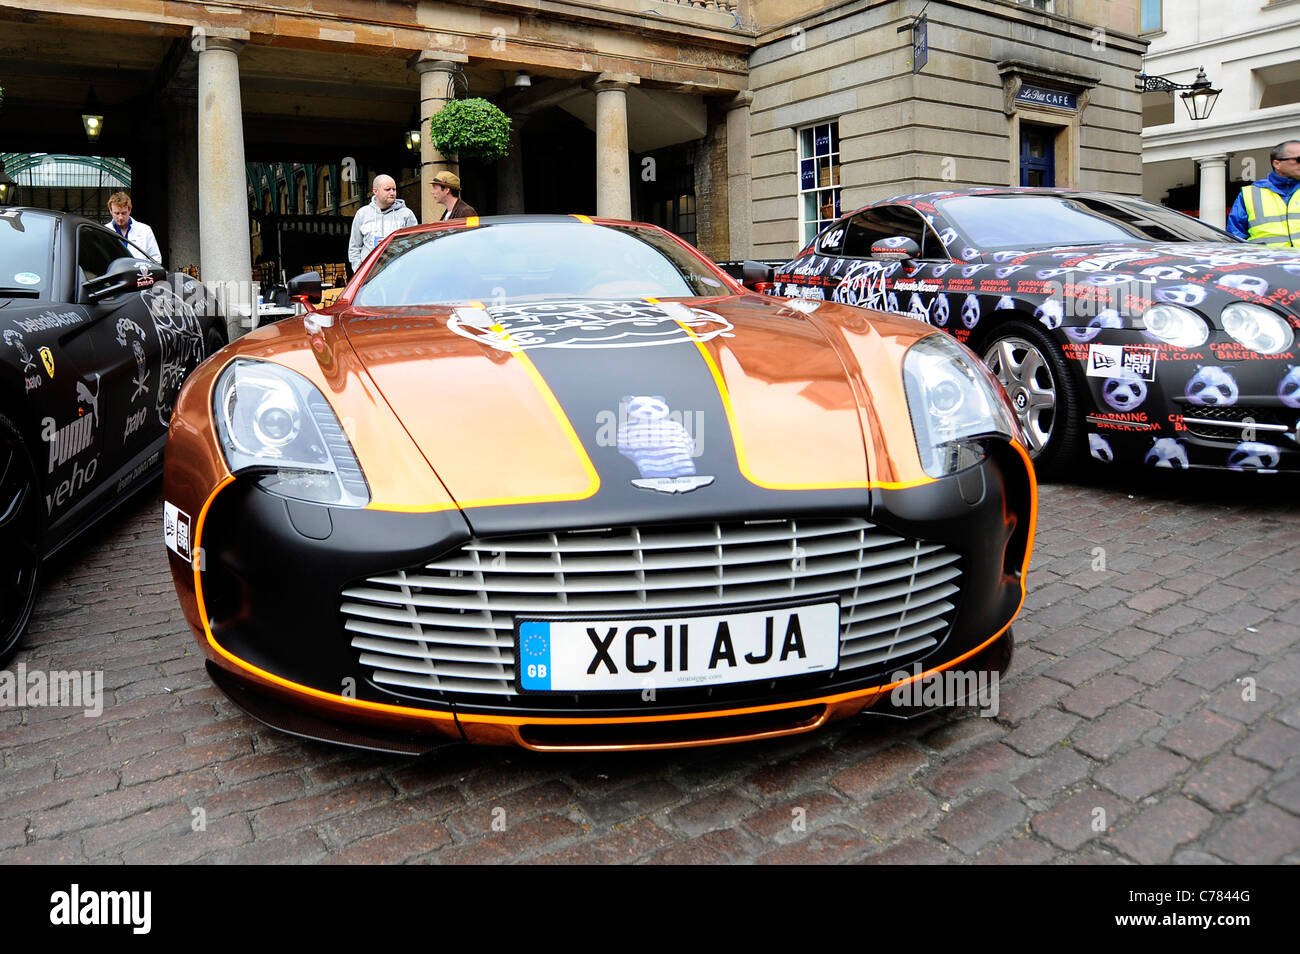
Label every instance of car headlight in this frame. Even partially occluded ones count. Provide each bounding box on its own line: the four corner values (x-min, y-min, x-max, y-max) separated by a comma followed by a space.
903, 334, 1018, 478
1142, 304, 1210, 348
1221, 302, 1294, 355
213, 359, 370, 508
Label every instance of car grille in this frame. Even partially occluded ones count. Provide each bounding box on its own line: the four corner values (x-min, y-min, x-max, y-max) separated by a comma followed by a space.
1180, 405, 1297, 443
339, 519, 962, 700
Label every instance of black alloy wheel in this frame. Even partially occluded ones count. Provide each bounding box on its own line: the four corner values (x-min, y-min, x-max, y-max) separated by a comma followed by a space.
0, 415, 42, 666
982, 320, 1082, 477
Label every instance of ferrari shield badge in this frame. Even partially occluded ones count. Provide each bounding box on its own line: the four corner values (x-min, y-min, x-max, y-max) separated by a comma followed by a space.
39, 346, 54, 378
616, 395, 714, 494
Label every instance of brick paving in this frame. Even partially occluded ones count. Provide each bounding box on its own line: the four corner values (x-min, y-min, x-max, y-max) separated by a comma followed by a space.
2, 471, 1298, 864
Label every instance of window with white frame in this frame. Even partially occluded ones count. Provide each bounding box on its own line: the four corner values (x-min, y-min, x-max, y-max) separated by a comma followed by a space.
798, 121, 841, 246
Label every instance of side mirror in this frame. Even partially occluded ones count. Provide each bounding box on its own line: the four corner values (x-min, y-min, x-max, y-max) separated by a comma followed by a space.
739, 260, 775, 293
869, 237, 921, 262
289, 271, 322, 308
84, 257, 166, 303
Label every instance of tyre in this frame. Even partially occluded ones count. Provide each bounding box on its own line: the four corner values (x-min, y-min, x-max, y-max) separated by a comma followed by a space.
982, 321, 1082, 477
0, 414, 42, 666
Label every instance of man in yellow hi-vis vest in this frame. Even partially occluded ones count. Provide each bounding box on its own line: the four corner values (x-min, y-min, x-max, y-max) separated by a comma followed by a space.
1228, 140, 1300, 245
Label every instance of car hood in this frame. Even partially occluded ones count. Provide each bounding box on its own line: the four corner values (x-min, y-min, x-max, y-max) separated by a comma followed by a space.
944, 241, 1300, 313
331, 296, 933, 524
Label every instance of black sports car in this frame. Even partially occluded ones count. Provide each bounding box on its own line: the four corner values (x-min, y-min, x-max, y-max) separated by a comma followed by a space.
1, 207, 226, 663
773, 188, 1300, 476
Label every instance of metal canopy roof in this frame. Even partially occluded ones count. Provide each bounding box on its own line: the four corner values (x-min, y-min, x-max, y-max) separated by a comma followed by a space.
0, 153, 131, 188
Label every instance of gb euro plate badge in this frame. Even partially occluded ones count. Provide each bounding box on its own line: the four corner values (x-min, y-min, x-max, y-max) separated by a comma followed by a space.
517, 602, 840, 692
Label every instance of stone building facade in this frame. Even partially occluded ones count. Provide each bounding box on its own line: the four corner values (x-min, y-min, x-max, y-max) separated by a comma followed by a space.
1138, 0, 1300, 228
0, 0, 1146, 328
747, 0, 1146, 259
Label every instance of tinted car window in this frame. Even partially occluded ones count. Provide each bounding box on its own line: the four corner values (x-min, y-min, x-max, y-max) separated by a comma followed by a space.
831, 206, 940, 258
0, 211, 56, 299
78, 225, 131, 283
355, 222, 730, 307
938, 194, 1236, 250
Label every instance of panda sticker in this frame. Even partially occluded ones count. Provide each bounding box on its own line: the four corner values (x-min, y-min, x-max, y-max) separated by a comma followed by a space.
1154, 283, 1208, 307
1086, 273, 1136, 287
1227, 442, 1280, 473
929, 294, 950, 327
1102, 368, 1149, 411
1088, 433, 1114, 463
1064, 308, 1123, 343
1184, 365, 1239, 406
617, 395, 715, 494
1217, 273, 1269, 297
1276, 366, 1300, 408
960, 294, 981, 330
907, 293, 928, 322
1035, 298, 1064, 331
1144, 437, 1189, 468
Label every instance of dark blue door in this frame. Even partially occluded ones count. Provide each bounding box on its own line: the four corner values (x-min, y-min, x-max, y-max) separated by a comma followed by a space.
1020, 123, 1056, 187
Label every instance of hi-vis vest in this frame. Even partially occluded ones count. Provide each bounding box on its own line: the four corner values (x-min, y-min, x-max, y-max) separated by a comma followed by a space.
1241, 185, 1300, 246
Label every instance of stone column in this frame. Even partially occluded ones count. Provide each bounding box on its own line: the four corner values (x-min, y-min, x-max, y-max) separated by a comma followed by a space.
1196, 154, 1229, 229
725, 91, 754, 261
591, 74, 638, 219
165, 93, 200, 273
195, 28, 253, 339
409, 51, 468, 224
497, 118, 525, 214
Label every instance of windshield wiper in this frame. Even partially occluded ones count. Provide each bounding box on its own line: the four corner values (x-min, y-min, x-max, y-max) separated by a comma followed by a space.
0, 287, 41, 298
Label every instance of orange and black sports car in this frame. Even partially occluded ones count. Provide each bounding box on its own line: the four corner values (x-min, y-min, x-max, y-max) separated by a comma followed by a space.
164, 215, 1036, 753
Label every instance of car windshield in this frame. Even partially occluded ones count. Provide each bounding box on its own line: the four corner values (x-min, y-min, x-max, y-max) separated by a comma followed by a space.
353, 221, 730, 307
0, 210, 56, 299
937, 194, 1236, 251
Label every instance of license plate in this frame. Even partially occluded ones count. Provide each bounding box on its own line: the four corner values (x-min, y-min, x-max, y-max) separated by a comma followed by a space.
516, 602, 839, 692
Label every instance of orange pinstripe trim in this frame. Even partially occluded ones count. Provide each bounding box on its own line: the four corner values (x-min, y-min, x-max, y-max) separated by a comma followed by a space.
193, 477, 458, 723
192, 461, 1028, 729
1008, 438, 1038, 604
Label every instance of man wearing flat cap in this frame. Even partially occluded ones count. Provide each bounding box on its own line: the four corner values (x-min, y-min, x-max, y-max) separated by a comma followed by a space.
431, 171, 477, 221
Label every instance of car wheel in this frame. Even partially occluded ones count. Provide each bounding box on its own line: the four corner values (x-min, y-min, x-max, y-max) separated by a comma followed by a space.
982, 321, 1081, 476
0, 415, 42, 666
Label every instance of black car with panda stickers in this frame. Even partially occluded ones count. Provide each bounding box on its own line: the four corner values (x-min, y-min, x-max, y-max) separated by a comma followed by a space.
773, 187, 1300, 477
1, 207, 226, 663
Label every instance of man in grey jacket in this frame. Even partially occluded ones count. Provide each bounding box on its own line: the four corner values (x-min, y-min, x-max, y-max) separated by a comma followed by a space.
347, 174, 417, 271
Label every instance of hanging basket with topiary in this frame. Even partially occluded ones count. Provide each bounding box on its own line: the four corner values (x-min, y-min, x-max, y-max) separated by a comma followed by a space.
429, 98, 512, 162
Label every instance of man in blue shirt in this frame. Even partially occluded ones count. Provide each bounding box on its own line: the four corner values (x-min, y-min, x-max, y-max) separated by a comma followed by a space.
1227, 141, 1300, 245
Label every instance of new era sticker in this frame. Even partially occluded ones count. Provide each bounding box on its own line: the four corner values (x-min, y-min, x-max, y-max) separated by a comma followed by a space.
164, 501, 192, 562
1086, 344, 1157, 381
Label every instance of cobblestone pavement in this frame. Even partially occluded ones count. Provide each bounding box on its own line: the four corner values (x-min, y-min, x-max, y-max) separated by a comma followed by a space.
2, 472, 1298, 864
